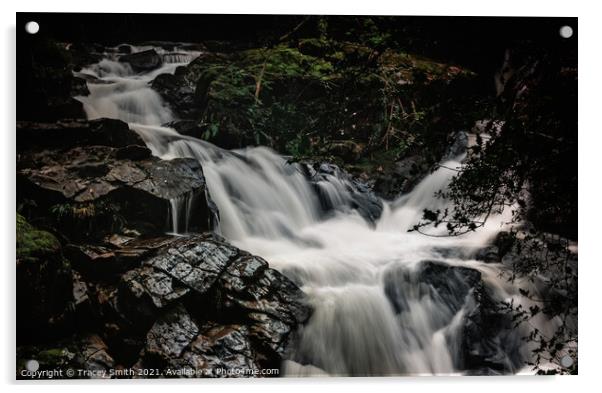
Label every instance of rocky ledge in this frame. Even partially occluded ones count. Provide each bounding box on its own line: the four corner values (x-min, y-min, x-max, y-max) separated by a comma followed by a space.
17, 119, 218, 240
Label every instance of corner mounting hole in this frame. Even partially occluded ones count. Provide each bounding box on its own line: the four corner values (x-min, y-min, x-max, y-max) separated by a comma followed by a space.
559, 25, 573, 39
560, 355, 574, 368
25, 21, 39, 34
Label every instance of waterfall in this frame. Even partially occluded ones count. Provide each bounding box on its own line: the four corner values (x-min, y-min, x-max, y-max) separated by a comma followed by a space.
75, 45, 555, 376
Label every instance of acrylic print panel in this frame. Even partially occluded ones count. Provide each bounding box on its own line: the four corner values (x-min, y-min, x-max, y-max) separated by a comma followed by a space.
15, 13, 577, 379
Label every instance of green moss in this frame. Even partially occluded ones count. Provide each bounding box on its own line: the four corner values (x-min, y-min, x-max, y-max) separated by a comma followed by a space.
16, 214, 60, 262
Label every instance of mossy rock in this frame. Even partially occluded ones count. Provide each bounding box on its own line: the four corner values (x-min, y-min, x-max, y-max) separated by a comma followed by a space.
16, 213, 61, 263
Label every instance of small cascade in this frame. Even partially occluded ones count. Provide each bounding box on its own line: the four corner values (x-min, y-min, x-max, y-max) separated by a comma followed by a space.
167, 192, 196, 235
162, 52, 196, 64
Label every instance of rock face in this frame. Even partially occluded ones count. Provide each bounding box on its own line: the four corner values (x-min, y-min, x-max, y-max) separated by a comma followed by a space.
383, 260, 525, 375
17, 120, 217, 240
119, 49, 163, 72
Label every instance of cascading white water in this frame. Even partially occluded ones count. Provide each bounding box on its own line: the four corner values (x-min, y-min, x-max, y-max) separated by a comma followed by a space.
75, 45, 557, 376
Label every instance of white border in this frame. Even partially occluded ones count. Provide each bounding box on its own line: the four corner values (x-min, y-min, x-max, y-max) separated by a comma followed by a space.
2, 1, 599, 392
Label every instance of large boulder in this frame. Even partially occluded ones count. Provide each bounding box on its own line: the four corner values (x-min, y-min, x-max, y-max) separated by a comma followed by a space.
119, 49, 163, 72
108, 234, 311, 374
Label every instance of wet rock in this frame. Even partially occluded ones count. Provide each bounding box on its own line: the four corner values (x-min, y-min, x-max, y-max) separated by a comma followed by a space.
462, 293, 525, 375
145, 237, 239, 294
172, 323, 261, 376
247, 312, 293, 355
163, 120, 204, 139
119, 266, 190, 321
79, 334, 115, 377
117, 44, 132, 54
72, 271, 91, 308
383, 260, 524, 374
119, 49, 163, 72
65, 243, 147, 279
71, 75, 91, 96
372, 154, 429, 199
474, 245, 500, 263
88, 118, 146, 147
152, 74, 198, 118
17, 144, 216, 239
115, 145, 152, 161
220, 255, 268, 293
110, 234, 311, 371
443, 131, 469, 160
303, 161, 383, 223
223, 266, 308, 326
418, 261, 482, 309
493, 231, 518, 259
73, 71, 115, 85
145, 305, 199, 360
384, 261, 482, 315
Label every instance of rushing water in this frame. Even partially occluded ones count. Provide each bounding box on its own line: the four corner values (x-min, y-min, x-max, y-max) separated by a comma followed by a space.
75, 45, 556, 376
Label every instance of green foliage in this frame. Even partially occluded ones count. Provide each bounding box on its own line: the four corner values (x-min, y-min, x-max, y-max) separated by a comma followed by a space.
192, 45, 346, 155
